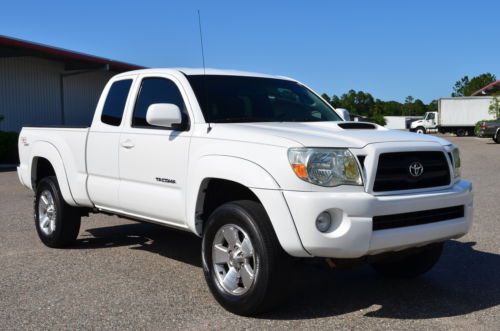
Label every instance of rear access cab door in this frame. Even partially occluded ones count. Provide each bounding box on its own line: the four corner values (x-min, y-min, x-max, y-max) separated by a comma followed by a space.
87, 76, 135, 210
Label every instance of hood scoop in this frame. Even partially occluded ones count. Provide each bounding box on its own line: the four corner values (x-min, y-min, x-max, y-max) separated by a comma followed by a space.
338, 122, 377, 130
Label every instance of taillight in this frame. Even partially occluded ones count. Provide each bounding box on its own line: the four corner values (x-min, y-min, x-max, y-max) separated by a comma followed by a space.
481, 122, 486, 129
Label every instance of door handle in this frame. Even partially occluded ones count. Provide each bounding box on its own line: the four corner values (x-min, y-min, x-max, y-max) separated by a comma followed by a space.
121, 140, 135, 149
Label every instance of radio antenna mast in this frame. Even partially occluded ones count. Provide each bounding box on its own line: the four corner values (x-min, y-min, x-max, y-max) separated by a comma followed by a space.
197, 10, 212, 132
197, 10, 206, 75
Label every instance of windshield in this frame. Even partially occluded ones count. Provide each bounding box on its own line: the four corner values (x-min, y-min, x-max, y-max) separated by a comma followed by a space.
186, 75, 342, 123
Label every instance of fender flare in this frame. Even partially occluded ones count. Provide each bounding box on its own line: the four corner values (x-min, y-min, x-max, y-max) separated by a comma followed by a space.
185, 155, 308, 257
186, 155, 280, 231
29, 141, 77, 206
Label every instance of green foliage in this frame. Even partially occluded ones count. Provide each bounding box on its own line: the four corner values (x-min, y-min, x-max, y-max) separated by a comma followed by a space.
321, 93, 331, 103
327, 90, 375, 116
489, 96, 500, 119
401, 96, 427, 116
371, 102, 386, 125
371, 113, 386, 126
427, 100, 438, 112
452, 73, 496, 97
0, 132, 19, 164
323, 90, 430, 122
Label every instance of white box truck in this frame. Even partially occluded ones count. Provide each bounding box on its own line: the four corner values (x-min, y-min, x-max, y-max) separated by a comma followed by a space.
410, 96, 495, 136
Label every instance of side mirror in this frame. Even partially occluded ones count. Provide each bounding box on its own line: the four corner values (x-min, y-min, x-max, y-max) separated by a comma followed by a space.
146, 103, 182, 128
336, 108, 350, 121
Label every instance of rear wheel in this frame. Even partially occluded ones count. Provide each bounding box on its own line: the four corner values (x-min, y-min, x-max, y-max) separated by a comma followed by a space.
201, 200, 291, 316
415, 127, 426, 134
371, 242, 443, 278
456, 128, 466, 137
34, 176, 81, 248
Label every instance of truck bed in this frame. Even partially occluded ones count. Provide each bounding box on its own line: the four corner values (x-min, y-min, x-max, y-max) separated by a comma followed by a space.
17, 126, 93, 207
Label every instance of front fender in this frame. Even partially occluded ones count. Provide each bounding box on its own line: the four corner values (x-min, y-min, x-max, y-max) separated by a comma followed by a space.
29, 141, 77, 206
411, 121, 423, 128
186, 155, 309, 257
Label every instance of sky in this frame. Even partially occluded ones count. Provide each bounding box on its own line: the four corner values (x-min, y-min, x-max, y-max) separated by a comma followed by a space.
1, 0, 499, 103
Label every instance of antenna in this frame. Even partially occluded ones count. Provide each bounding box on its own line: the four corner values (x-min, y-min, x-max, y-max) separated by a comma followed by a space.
197, 9, 211, 132
197, 10, 206, 76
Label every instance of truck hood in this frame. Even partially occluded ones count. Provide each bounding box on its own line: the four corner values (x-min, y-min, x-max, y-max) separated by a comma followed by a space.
210, 122, 450, 148
411, 119, 425, 126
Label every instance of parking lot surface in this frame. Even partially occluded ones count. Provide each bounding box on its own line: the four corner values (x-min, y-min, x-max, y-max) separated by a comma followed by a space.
0, 136, 499, 330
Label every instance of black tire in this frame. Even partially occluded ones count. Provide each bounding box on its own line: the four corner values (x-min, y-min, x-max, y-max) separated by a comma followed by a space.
371, 242, 443, 278
415, 126, 426, 134
456, 128, 466, 137
34, 176, 81, 248
495, 130, 500, 143
201, 200, 292, 316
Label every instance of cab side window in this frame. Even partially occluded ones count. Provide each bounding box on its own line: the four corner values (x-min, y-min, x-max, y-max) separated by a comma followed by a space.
101, 79, 133, 126
132, 77, 188, 129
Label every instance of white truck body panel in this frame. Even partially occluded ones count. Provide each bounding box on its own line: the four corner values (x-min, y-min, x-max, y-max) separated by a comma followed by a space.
17, 127, 91, 206
18, 68, 473, 259
384, 116, 407, 130
439, 97, 495, 126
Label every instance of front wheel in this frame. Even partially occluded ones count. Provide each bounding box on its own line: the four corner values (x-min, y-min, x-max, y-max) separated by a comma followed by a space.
415, 127, 426, 134
201, 200, 291, 316
34, 176, 81, 248
371, 242, 443, 278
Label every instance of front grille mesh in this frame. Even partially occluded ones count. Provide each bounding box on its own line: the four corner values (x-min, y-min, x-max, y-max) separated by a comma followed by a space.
373, 151, 450, 192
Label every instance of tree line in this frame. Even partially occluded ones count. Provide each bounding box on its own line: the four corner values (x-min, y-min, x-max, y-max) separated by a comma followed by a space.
321, 73, 496, 123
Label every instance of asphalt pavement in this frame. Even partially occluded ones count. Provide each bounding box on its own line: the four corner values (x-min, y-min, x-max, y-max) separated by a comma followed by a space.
0, 135, 498, 330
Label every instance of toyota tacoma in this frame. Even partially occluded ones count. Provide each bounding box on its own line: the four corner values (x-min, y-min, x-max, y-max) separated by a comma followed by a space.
17, 69, 473, 315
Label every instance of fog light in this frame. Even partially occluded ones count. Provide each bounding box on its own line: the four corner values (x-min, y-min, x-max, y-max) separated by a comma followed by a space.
316, 212, 332, 233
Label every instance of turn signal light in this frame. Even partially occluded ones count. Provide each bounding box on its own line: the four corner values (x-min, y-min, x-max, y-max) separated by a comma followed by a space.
292, 163, 308, 179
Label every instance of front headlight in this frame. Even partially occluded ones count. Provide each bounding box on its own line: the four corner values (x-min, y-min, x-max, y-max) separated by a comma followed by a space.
288, 148, 363, 187
451, 147, 461, 178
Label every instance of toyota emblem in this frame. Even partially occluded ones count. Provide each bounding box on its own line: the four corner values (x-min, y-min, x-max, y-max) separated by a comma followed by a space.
409, 161, 424, 177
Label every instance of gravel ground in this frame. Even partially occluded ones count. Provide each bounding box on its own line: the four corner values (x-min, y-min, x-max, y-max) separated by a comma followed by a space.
0, 136, 498, 330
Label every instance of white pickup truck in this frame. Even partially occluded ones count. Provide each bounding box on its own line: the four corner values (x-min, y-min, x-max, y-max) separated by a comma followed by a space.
17, 69, 473, 315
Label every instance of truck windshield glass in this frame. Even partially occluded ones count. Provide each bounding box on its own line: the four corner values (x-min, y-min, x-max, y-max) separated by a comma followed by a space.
186, 75, 342, 123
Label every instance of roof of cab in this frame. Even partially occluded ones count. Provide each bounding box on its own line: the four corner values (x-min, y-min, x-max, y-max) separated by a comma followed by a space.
114, 68, 295, 81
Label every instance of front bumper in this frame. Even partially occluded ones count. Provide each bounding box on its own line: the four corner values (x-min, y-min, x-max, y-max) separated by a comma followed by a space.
283, 180, 473, 258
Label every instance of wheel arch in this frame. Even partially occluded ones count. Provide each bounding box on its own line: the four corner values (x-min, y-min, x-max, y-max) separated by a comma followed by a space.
187, 155, 309, 257
29, 141, 77, 206
187, 155, 281, 234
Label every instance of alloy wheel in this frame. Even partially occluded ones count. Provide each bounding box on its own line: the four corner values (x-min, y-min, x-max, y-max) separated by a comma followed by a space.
38, 190, 57, 236
212, 224, 256, 295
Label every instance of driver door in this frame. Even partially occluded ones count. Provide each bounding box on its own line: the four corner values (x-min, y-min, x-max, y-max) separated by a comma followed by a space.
425, 112, 436, 127
118, 74, 192, 227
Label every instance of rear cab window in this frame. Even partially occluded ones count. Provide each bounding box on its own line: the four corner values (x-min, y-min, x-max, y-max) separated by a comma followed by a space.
101, 79, 133, 126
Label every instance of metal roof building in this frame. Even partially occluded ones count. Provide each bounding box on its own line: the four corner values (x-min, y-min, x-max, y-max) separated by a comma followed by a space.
472, 80, 500, 96
0, 35, 144, 132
